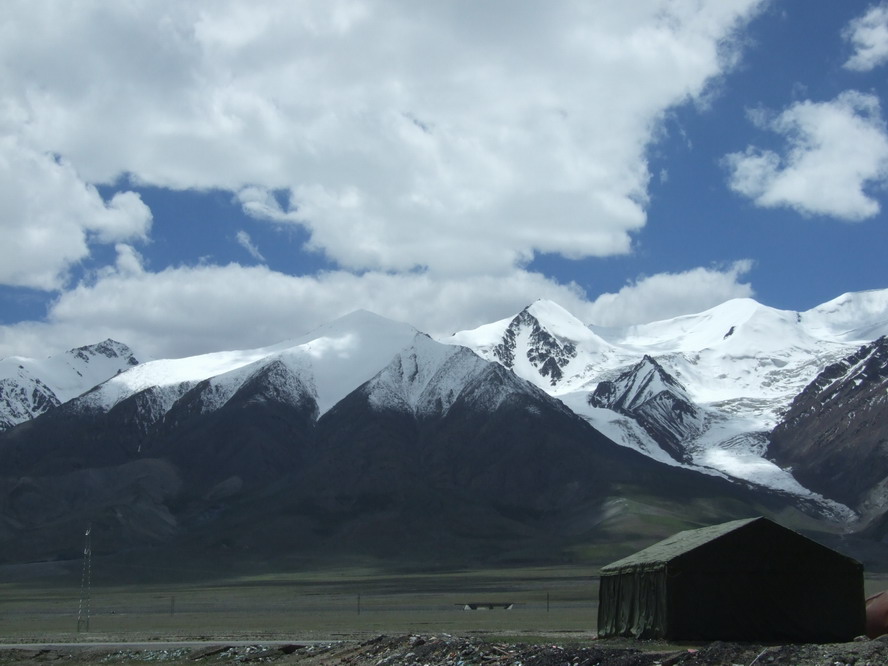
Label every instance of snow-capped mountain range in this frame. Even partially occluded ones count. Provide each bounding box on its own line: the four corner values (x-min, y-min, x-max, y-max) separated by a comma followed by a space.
450, 290, 888, 506
1, 309, 711, 566
2, 289, 887, 519
73, 310, 421, 424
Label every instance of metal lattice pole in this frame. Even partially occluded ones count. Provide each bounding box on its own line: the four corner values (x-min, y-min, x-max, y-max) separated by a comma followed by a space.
77, 525, 91, 632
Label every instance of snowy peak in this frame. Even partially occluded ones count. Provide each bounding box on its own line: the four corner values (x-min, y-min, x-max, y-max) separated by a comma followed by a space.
67, 310, 423, 432
365, 334, 461, 413
594, 296, 866, 415
588, 355, 702, 463
449, 299, 617, 392
162, 358, 319, 429
608, 291, 888, 363
610, 298, 811, 355
365, 334, 489, 415
588, 355, 686, 412
0, 338, 140, 430
0, 374, 58, 431
69, 339, 140, 368
523, 299, 598, 342
493, 307, 578, 385
802, 289, 888, 343
295, 310, 420, 414
1, 337, 140, 400
365, 333, 551, 417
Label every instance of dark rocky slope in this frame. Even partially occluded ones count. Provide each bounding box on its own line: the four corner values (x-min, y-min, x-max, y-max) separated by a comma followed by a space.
0, 354, 806, 571
769, 336, 888, 516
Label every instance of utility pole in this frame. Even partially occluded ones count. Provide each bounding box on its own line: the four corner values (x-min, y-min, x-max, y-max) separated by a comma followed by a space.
77, 524, 92, 632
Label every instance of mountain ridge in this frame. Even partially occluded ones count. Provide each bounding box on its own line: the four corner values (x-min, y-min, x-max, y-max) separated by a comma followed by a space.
1, 288, 887, 571
2, 322, 818, 570
769, 335, 888, 522
587, 355, 703, 463
0, 338, 139, 430
447, 290, 888, 506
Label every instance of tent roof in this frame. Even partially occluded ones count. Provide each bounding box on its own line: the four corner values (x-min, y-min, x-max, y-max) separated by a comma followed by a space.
600, 516, 762, 574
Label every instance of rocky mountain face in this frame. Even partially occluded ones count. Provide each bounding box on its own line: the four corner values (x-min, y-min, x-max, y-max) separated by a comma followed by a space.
492, 308, 579, 386
0, 375, 58, 431
588, 356, 703, 463
769, 336, 888, 520
0, 339, 139, 430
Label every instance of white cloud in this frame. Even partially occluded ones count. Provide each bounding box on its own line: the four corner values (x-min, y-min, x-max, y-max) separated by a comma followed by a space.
0, 0, 765, 278
0, 264, 585, 359
583, 261, 755, 327
108, 244, 146, 278
0, 261, 756, 360
723, 91, 888, 220
0, 136, 152, 290
0, 2, 772, 361
235, 230, 266, 263
844, 2, 888, 72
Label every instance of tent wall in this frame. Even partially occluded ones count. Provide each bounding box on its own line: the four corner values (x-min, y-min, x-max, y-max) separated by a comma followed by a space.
667, 569, 864, 642
666, 520, 865, 642
597, 569, 667, 638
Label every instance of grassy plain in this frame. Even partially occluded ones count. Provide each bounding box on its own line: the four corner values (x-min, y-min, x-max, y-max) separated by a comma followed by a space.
0, 564, 601, 643
3, 563, 887, 645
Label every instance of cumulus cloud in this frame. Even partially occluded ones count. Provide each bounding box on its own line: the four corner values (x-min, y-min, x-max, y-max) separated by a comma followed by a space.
235, 230, 266, 263
723, 91, 888, 220
0, 137, 152, 290
0, 265, 586, 358
583, 261, 755, 327
0, 261, 757, 360
844, 2, 888, 71
0, 2, 772, 359
109, 244, 146, 278
1, 0, 765, 278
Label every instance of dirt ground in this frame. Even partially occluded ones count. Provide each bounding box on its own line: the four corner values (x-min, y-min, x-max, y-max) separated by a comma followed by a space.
3, 633, 888, 666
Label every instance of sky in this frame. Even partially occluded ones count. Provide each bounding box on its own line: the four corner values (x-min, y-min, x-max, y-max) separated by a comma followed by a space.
1, 0, 887, 360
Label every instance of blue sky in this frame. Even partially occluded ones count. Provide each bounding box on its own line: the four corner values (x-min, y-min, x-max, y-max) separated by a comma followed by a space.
1, 1, 887, 359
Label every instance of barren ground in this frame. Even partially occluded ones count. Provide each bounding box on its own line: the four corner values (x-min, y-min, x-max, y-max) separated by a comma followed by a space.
4, 633, 888, 665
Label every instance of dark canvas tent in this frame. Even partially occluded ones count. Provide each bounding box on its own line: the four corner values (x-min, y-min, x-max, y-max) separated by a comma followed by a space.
597, 517, 864, 642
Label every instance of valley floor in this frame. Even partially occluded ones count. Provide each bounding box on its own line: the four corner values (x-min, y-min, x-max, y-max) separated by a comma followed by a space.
4, 566, 888, 665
